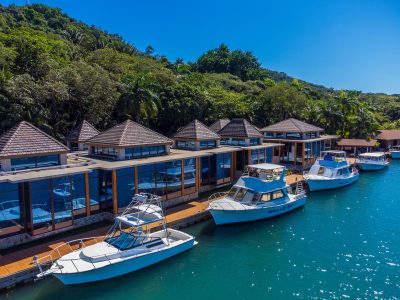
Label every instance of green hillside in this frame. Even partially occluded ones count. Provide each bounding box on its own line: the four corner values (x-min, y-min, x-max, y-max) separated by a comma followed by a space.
0, 4, 399, 140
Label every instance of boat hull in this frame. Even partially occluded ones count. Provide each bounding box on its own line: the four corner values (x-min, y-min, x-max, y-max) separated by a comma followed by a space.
390, 151, 400, 159
356, 162, 388, 171
53, 238, 196, 285
306, 173, 359, 191
209, 196, 306, 225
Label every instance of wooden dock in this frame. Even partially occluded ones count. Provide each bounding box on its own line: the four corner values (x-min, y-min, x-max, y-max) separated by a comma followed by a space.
0, 173, 307, 290
0, 197, 211, 290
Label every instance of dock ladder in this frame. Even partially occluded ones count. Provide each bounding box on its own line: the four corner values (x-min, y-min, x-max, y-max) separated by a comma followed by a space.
295, 181, 305, 195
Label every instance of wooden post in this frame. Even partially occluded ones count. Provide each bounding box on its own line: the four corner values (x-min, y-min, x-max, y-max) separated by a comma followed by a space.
181, 159, 185, 195
302, 143, 305, 167
230, 152, 234, 180
84, 173, 90, 217
196, 157, 200, 192
278, 145, 281, 161
112, 170, 117, 215
294, 142, 297, 165
247, 150, 251, 166
134, 166, 138, 194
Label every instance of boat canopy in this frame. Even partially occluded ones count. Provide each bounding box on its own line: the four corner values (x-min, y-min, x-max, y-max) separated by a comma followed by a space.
116, 210, 163, 226
248, 163, 284, 171
359, 152, 385, 158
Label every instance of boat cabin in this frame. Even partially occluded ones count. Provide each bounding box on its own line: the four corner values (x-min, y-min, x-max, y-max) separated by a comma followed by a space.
358, 152, 386, 162
246, 163, 285, 182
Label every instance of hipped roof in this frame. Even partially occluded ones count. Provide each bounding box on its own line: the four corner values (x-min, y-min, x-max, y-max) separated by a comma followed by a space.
86, 119, 173, 147
173, 120, 220, 141
66, 120, 100, 143
261, 118, 324, 133
0, 121, 68, 159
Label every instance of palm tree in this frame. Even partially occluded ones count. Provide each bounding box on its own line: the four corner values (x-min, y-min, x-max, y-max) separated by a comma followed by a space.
119, 73, 159, 124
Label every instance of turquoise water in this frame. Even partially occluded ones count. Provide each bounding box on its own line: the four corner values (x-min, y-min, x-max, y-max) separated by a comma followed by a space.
2, 162, 400, 300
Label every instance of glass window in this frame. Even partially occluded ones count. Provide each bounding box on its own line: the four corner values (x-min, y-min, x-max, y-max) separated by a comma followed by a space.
235, 188, 247, 201
89, 171, 100, 213
150, 146, 158, 155
266, 148, 273, 163
141, 147, 150, 156
117, 167, 135, 208
157, 146, 166, 154
272, 190, 284, 199
251, 150, 258, 164
71, 174, 86, 217
31, 180, 53, 232
250, 138, 259, 145
37, 155, 59, 167
52, 176, 72, 226
0, 182, 23, 236
166, 160, 182, 197
138, 164, 156, 194
227, 187, 238, 199
11, 155, 60, 170
264, 132, 274, 138
184, 159, 196, 194
201, 156, 210, 186
133, 147, 141, 157
200, 140, 216, 149
261, 193, 272, 202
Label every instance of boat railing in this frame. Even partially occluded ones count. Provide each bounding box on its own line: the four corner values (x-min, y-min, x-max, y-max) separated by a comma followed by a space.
35, 236, 104, 276
208, 192, 228, 202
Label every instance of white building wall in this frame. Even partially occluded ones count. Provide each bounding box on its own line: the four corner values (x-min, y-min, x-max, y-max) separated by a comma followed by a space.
0, 159, 11, 172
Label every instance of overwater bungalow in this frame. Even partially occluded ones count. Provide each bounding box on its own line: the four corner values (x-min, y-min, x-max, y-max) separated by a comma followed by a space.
65, 120, 100, 151
375, 130, 400, 149
260, 118, 337, 169
336, 139, 377, 156
0, 119, 279, 249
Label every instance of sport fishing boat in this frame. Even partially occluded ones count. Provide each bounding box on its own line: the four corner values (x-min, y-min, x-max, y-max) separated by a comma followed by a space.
36, 193, 197, 285
207, 163, 306, 225
303, 150, 359, 191
389, 145, 400, 159
355, 152, 389, 171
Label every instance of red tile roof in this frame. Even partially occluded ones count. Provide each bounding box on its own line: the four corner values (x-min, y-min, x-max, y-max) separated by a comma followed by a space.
261, 118, 324, 133
376, 130, 400, 141
86, 119, 173, 147
337, 139, 377, 147
173, 120, 220, 141
66, 120, 100, 143
0, 121, 68, 158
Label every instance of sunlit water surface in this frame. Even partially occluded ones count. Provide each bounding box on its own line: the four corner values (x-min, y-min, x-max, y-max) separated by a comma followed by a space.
2, 161, 400, 300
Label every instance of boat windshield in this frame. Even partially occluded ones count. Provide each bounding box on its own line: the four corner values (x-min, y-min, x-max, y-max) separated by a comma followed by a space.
105, 230, 149, 250
228, 187, 257, 203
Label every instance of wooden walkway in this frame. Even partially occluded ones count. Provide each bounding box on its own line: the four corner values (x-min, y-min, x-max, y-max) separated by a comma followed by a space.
0, 172, 307, 281
0, 198, 210, 279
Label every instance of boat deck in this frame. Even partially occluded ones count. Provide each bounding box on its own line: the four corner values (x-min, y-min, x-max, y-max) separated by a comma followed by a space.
0, 198, 210, 279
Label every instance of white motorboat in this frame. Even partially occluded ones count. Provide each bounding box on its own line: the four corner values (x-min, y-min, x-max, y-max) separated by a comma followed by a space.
303, 150, 359, 191
389, 145, 400, 159
356, 152, 389, 171
36, 193, 197, 285
207, 163, 306, 225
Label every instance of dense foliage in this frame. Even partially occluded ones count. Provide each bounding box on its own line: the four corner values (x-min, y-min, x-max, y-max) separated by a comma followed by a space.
0, 4, 399, 140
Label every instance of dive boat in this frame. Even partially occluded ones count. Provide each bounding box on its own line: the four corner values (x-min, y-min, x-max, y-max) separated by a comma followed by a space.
389, 145, 400, 159
207, 163, 306, 225
36, 193, 197, 285
303, 150, 359, 191
356, 152, 389, 171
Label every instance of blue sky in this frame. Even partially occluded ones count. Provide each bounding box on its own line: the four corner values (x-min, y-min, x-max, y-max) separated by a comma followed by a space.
1, 0, 400, 94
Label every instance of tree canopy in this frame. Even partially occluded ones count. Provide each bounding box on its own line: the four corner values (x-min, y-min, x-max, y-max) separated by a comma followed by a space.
0, 4, 398, 140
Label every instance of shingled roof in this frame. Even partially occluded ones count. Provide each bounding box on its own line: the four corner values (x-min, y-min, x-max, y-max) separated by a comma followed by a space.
376, 130, 400, 141
337, 139, 377, 147
66, 120, 100, 143
173, 120, 220, 141
261, 118, 324, 133
86, 119, 173, 147
209, 119, 230, 132
218, 119, 263, 138
0, 121, 68, 159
